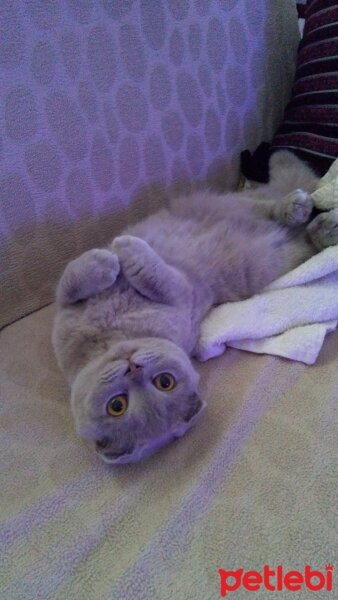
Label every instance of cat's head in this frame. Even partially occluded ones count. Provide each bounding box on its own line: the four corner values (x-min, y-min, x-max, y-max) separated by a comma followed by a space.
71, 338, 205, 464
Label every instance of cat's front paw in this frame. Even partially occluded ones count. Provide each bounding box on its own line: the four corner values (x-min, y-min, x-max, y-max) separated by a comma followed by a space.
112, 236, 151, 263
112, 236, 155, 282
277, 189, 313, 226
58, 249, 120, 304
307, 209, 338, 249
112, 235, 147, 251
85, 249, 120, 289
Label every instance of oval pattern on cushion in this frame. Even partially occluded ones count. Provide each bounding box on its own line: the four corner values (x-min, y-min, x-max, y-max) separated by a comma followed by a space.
168, 0, 189, 21
205, 107, 221, 152
24, 0, 61, 30
91, 132, 114, 191
78, 80, 98, 123
25, 141, 62, 192
60, 31, 81, 79
169, 28, 185, 66
5, 87, 38, 142
32, 41, 56, 85
0, 1, 25, 68
144, 134, 166, 181
118, 135, 141, 191
46, 92, 88, 160
198, 64, 213, 98
161, 110, 184, 151
87, 25, 116, 92
66, 168, 94, 217
141, 0, 166, 50
0, 0, 301, 330
189, 23, 202, 60
101, 0, 134, 19
0, 173, 36, 230
176, 71, 203, 127
207, 17, 227, 72
150, 65, 172, 110
186, 133, 204, 177
119, 23, 146, 81
229, 16, 249, 64
117, 84, 149, 133
66, 0, 94, 24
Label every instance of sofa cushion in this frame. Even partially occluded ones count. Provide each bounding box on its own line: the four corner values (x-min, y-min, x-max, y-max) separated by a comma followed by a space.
0, 0, 300, 328
1, 305, 336, 598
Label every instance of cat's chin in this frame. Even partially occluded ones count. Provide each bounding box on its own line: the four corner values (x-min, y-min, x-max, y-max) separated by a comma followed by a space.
96, 397, 207, 465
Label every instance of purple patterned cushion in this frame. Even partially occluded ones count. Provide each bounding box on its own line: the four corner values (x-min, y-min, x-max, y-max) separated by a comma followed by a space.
0, 0, 300, 327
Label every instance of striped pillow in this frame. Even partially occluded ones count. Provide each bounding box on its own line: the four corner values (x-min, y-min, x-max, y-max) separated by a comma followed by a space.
272, 0, 338, 176
296, 0, 307, 34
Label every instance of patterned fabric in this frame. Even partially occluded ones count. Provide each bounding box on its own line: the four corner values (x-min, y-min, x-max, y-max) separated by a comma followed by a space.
1, 304, 337, 598
273, 0, 338, 174
0, 0, 300, 329
296, 0, 308, 18
296, 0, 307, 34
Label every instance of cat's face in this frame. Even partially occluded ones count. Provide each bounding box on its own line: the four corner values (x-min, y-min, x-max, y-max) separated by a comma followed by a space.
71, 338, 205, 464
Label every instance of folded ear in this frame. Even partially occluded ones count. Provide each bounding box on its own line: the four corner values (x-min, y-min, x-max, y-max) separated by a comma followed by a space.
183, 393, 206, 423
170, 393, 206, 440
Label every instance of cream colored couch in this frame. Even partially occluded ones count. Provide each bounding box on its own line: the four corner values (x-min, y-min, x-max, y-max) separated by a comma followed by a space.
1, 2, 336, 598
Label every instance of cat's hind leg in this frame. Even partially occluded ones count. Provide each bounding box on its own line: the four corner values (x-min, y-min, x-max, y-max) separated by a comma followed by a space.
272, 189, 314, 226
251, 189, 314, 225
112, 235, 191, 304
234, 188, 314, 227
56, 249, 120, 306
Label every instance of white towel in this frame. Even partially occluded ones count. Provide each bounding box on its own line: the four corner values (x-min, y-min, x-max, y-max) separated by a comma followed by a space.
198, 159, 338, 365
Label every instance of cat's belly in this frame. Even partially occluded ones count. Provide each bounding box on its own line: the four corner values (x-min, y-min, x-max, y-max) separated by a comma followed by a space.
92, 307, 194, 351
128, 212, 291, 303
70, 282, 197, 355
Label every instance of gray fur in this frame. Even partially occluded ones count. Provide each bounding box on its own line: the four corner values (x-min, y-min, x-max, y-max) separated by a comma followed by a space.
53, 151, 330, 463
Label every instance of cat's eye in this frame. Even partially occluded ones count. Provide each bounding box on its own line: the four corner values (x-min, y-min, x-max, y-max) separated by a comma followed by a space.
106, 394, 128, 417
152, 373, 176, 392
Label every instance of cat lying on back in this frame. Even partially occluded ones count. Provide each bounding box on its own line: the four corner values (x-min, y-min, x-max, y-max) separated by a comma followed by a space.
52, 151, 338, 464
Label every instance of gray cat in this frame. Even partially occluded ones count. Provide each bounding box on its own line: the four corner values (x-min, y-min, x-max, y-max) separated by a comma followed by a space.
52, 151, 338, 464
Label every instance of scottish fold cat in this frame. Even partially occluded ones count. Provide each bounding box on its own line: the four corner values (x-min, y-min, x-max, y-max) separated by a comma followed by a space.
52, 152, 338, 464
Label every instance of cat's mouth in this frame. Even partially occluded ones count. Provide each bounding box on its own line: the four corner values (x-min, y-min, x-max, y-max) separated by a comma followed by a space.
95, 433, 176, 465
96, 447, 132, 463
95, 439, 133, 463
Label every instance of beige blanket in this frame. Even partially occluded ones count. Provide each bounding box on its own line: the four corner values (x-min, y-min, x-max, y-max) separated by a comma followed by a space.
1, 305, 336, 598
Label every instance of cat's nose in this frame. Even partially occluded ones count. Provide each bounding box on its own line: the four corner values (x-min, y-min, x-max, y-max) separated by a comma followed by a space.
126, 359, 142, 377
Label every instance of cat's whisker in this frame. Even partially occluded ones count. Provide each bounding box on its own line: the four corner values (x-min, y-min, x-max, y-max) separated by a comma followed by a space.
99, 362, 129, 384
131, 352, 156, 366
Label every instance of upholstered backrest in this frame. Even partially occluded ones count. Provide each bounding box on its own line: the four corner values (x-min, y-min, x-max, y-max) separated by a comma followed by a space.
0, 0, 299, 328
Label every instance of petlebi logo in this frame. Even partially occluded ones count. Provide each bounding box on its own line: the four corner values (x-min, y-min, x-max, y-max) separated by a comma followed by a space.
218, 564, 334, 596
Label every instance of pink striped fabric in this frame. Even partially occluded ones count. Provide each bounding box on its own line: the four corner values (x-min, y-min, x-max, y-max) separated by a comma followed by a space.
297, 0, 308, 18
272, 0, 338, 175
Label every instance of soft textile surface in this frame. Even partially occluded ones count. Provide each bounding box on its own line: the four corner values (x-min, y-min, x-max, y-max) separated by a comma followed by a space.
241, 0, 338, 183
0, 0, 300, 328
199, 246, 338, 365
272, 0, 338, 176
200, 159, 338, 365
312, 156, 338, 210
1, 305, 336, 598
